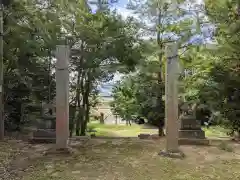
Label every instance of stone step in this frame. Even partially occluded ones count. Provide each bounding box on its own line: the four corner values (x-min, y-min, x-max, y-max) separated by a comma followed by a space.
179, 138, 209, 146
32, 129, 56, 138
29, 137, 56, 144
179, 129, 205, 139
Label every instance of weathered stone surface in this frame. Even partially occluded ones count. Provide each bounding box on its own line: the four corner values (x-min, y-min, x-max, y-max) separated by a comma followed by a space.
55, 45, 70, 149
178, 138, 209, 146
165, 42, 179, 152
29, 102, 57, 144
158, 149, 185, 159
29, 137, 56, 144
44, 147, 74, 155
180, 115, 201, 130
150, 134, 161, 140
30, 129, 56, 144
138, 134, 150, 139
33, 129, 56, 138
179, 129, 205, 139
178, 113, 208, 145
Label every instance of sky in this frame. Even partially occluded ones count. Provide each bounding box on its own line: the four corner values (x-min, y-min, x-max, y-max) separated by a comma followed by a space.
97, 0, 131, 96
91, 0, 135, 18
114, 0, 129, 7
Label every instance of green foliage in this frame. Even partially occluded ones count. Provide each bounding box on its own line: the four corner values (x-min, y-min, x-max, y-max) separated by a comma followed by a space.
110, 52, 164, 125
66, 2, 144, 135
111, 0, 200, 128
4, 0, 240, 137
177, 0, 240, 134
2, 0, 144, 133
3, 0, 60, 130
110, 0, 240, 138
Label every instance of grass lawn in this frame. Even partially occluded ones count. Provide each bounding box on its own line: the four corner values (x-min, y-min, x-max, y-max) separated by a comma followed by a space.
87, 122, 159, 137
1, 138, 240, 180
88, 122, 230, 138
203, 126, 229, 138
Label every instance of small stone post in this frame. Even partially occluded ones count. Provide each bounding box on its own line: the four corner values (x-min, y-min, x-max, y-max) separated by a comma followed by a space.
115, 114, 118, 125
100, 112, 104, 124
55, 45, 70, 149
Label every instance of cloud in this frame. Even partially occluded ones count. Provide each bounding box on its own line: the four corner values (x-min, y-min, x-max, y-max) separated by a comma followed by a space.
110, 6, 137, 19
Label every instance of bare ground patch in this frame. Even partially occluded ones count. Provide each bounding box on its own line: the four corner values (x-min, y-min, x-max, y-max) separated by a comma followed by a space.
1, 138, 240, 180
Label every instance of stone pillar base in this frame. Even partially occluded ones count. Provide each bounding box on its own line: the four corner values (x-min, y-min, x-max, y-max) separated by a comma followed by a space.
44, 147, 74, 155
29, 129, 56, 144
179, 129, 206, 139
158, 149, 185, 159
179, 138, 209, 145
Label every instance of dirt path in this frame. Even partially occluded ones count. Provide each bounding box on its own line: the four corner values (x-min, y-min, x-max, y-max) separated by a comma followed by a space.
1, 138, 240, 180
0, 139, 50, 180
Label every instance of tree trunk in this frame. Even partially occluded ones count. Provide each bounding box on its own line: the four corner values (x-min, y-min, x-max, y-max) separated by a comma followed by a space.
75, 108, 80, 136
85, 96, 90, 125
79, 105, 85, 136
85, 78, 90, 124
69, 97, 77, 137
47, 50, 52, 103
158, 120, 165, 136
80, 107, 86, 136
75, 46, 84, 136
81, 97, 90, 136
80, 76, 90, 136
237, 0, 240, 17
75, 72, 83, 136
100, 113, 104, 124
156, 9, 165, 137
75, 83, 80, 136
0, 2, 4, 140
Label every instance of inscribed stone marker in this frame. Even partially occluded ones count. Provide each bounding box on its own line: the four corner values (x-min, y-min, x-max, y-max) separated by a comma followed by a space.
165, 42, 179, 152
55, 45, 70, 149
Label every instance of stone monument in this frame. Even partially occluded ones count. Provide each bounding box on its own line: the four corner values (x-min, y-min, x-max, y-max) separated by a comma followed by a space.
30, 103, 56, 143
178, 103, 209, 145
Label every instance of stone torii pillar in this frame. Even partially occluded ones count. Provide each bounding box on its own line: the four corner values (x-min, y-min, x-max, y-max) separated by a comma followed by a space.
159, 42, 183, 158
55, 45, 70, 150
165, 42, 179, 152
